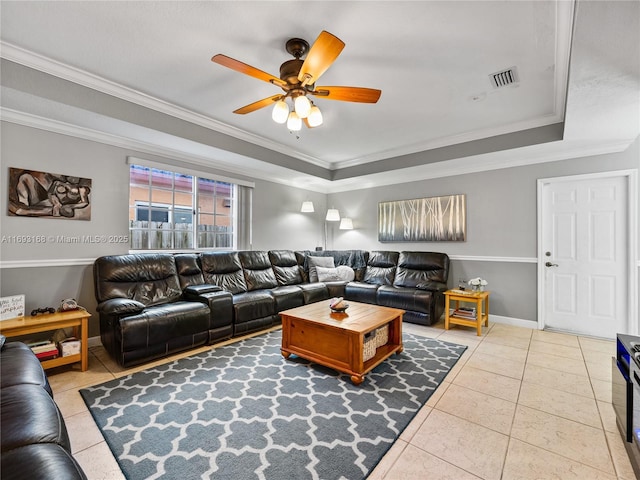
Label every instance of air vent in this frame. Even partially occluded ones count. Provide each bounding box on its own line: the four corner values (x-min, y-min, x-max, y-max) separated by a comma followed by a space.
489, 66, 519, 88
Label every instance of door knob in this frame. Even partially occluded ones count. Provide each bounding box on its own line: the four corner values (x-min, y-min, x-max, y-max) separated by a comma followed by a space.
545, 261, 559, 267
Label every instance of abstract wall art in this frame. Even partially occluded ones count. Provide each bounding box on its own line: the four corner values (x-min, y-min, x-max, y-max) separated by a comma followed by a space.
378, 194, 466, 242
8, 167, 92, 220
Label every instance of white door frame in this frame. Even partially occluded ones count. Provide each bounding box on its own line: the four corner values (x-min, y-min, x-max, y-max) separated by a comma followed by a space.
537, 169, 638, 335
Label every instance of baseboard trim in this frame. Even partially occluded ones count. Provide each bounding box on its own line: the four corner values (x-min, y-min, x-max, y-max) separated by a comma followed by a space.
489, 314, 538, 329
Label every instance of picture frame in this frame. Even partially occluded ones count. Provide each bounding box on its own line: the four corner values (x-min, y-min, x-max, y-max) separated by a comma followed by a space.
378, 194, 466, 242
8, 167, 92, 221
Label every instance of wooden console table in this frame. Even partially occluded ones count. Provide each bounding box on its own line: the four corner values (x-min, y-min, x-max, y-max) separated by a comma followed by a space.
444, 289, 490, 336
0, 309, 90, 371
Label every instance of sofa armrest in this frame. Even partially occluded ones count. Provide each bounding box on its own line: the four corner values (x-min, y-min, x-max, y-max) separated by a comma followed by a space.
96, 298, 145, 316
415, 281, 448, 292
184, 284, 221, 296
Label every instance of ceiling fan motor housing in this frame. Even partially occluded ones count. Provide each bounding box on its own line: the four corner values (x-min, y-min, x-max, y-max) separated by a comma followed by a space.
279, 59, 304, 85
285, 38, 309, 58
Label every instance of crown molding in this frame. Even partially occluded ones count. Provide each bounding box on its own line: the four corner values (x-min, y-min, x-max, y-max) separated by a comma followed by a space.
3, 106, 634, 197
0, 107, 330, 191
0, 41, 328, 169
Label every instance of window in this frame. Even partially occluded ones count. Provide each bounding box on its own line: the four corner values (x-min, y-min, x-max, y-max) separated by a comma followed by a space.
129, 165, 236, 250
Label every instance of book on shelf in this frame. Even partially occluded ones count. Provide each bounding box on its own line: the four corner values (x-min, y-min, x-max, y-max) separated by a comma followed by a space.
35, 349, 59, 361
449, 307, 477, 319
28, 341, 58, 354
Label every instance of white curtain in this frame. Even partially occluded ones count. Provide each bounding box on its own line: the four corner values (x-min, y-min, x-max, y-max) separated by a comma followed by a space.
236, 185, 253, 250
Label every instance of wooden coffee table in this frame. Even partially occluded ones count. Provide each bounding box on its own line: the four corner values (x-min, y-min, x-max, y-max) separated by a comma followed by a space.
280, 301, 404, 385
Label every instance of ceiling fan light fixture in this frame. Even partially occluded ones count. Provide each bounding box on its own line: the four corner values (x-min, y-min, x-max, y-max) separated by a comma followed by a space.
307, 105, 323, 127
213, 31, 381, 131
294, 94, 312, 118
287, 111, 302, 131
271, 99, 289, 124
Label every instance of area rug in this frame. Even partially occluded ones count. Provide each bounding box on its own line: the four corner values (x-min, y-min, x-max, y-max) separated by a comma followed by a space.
80, 330, 466, 480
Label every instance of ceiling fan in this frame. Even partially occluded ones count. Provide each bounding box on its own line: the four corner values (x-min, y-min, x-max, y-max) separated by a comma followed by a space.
211, 31, 382, 130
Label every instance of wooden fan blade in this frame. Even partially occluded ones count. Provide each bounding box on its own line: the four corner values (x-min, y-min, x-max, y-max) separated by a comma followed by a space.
298, 31, 345, 86
233, 95, 283, 114
212, 54, 286, 87
312, 86, 382, 103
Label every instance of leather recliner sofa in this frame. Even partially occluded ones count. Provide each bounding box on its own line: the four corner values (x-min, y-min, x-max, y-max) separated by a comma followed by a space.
94, 253, 233, 367
344, 251, 450, 325
0, 341, 88, 479
93, 249, 449, 367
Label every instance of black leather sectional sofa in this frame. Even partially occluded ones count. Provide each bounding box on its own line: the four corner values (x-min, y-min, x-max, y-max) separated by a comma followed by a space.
93, 249, 449, 367
0, 340, 88, 479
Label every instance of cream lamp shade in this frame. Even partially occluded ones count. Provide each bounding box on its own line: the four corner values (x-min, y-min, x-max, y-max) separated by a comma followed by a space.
325, 208, 340, 221
339, 218, 353, 230
286, 111, 302, 131
271, 100, 289, 124
300, 201, 315, 213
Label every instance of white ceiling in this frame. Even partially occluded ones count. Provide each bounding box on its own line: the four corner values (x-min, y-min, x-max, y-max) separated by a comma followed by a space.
1, 1, 638, 192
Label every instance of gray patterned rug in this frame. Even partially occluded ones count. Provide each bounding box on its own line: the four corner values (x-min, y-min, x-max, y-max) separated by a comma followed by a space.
80, 330, 466, 480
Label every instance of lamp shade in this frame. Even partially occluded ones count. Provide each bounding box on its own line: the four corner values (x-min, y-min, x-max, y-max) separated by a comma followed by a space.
271, 100, 289, 124
307, 105, 323, 127
287, 111, 302, 131
294, 95, 311, 118
325, 208, 340, 222
300, 201, 314, 213
339, 218, 353, 230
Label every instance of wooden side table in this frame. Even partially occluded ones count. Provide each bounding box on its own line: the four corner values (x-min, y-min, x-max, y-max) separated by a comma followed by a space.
444, 289, 490, 336
0, 309, 90, 371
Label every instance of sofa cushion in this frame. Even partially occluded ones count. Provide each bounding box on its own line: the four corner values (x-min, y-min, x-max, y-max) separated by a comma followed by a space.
394, 251, 450, 287
269, 250, 303, 285
377, 285, 433, 314
231, 291, 276, 324
363, 251, 399, 285
94, 254, 182, 306
298, 283, 330, 304
1, 444, 88, 480
308, 256, 335, 282
118, 301, 210, 350
239, 251, 278, 291
344, 282, 379, 304
200, 252, 247, 294
1, 384, 71, 452
269, 285, 305, 312
0, 342, 51, 395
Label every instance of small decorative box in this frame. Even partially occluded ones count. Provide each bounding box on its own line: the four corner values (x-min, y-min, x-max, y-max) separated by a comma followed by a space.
59, 337, 81, 357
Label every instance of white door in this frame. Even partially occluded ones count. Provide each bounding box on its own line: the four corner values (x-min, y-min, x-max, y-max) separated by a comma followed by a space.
539, 173, 629, 338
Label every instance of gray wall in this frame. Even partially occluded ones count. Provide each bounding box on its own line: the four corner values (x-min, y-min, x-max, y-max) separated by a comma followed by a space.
0, 122, 315, 336
325, 138, 640, 326
1, 121, 638, 337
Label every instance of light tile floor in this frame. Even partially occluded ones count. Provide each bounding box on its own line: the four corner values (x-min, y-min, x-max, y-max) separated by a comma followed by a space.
48, 321, 637, 480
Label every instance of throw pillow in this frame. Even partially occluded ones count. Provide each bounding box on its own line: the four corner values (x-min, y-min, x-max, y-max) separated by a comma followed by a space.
336, 265, 356, 282
308, 256, 335, 283
315, 265, 356, 282
316, 266, 343, 282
